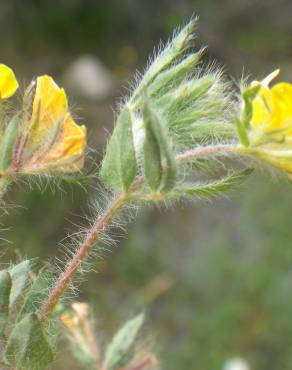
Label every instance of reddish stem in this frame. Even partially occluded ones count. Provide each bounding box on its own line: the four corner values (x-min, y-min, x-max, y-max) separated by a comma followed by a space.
39, 194, 126, 323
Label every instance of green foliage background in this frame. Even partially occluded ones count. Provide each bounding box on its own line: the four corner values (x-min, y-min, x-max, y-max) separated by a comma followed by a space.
1, 1, 292, 369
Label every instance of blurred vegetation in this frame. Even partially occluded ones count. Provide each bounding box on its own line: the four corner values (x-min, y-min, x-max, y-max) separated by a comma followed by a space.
1, 1, 292, 369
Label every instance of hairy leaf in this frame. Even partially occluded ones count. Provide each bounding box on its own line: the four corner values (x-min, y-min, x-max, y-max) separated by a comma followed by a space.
242, 84, 261, 129
9, 260, 32, 309
142, 96, 176, 192
170, 168, 253, 199
143, 125, 162, 191
104, 313, 144, 370
4, 313, 55, 370
132, 19, 197, 101
17, 269, 54, 322
0, 115, 19, 172
0, 270, 12, 335
157, 75, 215, 116
148, 50, 204, 98
100, 107, 137, 191
236, 117, 250, 147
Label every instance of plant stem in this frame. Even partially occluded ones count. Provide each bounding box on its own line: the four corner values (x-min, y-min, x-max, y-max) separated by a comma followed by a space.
176, 144, 237, 162
39, 193, 128, 324
39, 143, 238, 324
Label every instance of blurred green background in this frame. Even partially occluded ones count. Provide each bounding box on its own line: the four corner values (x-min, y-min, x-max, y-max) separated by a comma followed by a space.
2, 0, 292, 369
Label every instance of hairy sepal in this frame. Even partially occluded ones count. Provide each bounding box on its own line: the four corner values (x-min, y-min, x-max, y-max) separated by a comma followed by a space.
142, 96, 177, 192
0, 115, 19, 172
132, 19, 198, 102
147, 49, 204, 98
100, 107, 137, 191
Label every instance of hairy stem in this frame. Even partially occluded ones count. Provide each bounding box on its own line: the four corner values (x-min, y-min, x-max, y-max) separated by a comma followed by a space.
40, 143, 238, 323
39, 193, 128, 323
176, 144, 236, 162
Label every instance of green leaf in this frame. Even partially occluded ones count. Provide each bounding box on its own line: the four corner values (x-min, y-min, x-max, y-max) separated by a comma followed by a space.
0, 115, 19, 172
104, 313, 144, 370
157, 75, 215, 118
148, 50, 204, 98
44, 317, 59, 351
17, 269, 54, 322
236, 117, 250, 147
132, 19, 197, 101
4, 313, 55, 370
178, 122, 236, 146
152, 73, 231, 148
242, 84, 261, 129
100, 107, 137, 191
0, 270, 12, 336
142, 96, 177, 192
143, 119, 162, 191
9, 260, 32, 309
171, 168, 253, 199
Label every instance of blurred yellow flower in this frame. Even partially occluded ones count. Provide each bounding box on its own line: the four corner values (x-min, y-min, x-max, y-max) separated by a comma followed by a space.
22, 75, 86, 173
244, 70, 292, 175
60, 302, 100, 365
61, 312, 78, 331
0, 64, 19, 99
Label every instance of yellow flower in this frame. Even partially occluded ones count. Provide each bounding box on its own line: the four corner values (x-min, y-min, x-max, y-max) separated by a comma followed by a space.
244, 70, 292, 175
22, 75, 86, 173
250, 69, 292, 146
0, 64, 19, 99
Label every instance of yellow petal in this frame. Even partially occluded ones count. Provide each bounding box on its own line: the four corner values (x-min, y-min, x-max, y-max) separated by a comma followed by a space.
0, 64, 19, 99
22, 75, 87, 173
245, 70, 292, 175
271, 83, 292, 130
251, 81, 292, 145
30, 75, 68, 141
251, 86, 274, 129
36, 114, 86, 172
